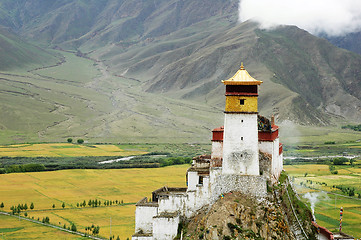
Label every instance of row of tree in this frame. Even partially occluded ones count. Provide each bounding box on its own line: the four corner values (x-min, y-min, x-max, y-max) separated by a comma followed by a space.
341, 124, 361, 131
52, 202, 65, 209
332, 157, 355, 165
0, 163, 45, 174
76, 199, 124, 208
85, 224, 100, 235
67, 138, 84, 144
9, 202, 35, 214
333, 185, 358, 197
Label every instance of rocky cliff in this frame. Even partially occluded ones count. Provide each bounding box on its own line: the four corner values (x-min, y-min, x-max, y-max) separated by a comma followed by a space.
181, 173, 316, 240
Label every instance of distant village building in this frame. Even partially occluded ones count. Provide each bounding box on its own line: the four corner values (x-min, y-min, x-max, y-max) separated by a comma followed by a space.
132, 64, 284, 240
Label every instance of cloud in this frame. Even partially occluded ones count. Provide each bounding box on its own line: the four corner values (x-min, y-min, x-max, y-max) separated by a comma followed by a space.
239, 0, 361, 36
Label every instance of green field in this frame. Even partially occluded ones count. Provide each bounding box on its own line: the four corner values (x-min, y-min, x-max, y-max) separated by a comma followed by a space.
284, 164, 361, 238
0, 165, 189, 239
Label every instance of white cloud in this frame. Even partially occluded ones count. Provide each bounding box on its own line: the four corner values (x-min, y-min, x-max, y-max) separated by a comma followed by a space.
239, 0, 361, 36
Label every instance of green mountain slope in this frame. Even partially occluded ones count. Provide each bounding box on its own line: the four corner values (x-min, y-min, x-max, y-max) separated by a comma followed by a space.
0, 0, 238, 48
101, 21, 361, 125
326, 32, 361, 55
0, 26, 58, 70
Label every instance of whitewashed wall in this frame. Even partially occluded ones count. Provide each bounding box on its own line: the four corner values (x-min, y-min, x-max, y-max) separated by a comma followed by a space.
153, 215, 179, 240
187, 171, 199, 191
135, 205, 158, 234
222, 114, 259, 175
211, 141, 223, 160
158, 194, 187, 215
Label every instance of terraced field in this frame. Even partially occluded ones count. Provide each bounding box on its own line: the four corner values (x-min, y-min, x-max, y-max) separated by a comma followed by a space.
0, 165, 189, 239
284, 164, 361, 238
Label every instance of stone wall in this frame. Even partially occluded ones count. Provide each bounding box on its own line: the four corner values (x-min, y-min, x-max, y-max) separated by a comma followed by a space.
211, 175, 267, 202
259, 151, 272, 180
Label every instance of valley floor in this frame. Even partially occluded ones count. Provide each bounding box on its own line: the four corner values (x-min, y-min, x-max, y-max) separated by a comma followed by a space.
0, 165, 189, 239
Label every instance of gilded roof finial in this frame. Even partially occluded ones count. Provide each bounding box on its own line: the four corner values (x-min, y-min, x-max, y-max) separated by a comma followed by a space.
240, 62, 245, 70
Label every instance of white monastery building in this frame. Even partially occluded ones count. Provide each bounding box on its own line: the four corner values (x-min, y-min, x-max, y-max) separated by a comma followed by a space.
132, 63, 284, 240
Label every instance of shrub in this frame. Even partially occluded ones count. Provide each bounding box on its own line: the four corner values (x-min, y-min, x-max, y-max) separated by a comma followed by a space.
77, 139, 84, 144
333, 157, 348, 165
67, 138, 73, 143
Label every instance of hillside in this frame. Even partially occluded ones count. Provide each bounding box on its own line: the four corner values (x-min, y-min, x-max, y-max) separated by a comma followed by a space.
0, 0, 238, 48
183, 181, 316, 239
0, 0, 360, 143
326, 31, 361, 55
97, 22, 361, 125
0, 26, 58, 70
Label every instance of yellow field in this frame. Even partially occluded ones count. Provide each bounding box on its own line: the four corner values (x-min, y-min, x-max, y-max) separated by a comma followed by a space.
0, 214, 87, 239
0, 143, 147, 157
0, 165, 189, 239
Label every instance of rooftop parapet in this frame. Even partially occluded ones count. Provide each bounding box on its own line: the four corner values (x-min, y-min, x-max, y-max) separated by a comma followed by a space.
152, 187, 187, 202
136, 197, 159, 207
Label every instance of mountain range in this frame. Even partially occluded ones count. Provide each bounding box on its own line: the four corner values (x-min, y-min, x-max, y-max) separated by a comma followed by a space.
0, 0, 360, 143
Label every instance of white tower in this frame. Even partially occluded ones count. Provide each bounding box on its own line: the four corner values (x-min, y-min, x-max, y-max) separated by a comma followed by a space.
222, 63, 262, 175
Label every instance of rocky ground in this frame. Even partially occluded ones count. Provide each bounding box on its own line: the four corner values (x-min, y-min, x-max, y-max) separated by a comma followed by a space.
182, 174, 317, 240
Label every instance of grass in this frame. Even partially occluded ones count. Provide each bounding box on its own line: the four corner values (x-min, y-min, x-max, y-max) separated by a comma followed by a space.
284, 164, 361, 238
0, 165, 189, 239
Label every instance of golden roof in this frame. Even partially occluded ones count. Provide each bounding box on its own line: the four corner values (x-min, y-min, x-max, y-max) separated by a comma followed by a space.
222, 63, 262, 85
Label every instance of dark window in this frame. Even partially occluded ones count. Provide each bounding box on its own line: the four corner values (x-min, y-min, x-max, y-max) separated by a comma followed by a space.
240, 99, 245, 105
226, 85, 257, 94
198, 176, 203, 185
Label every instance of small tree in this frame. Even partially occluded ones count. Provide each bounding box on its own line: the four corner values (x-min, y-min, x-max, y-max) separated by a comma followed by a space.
24, 212, 28, 217
71, 223, 77, 232
67, 138, 73, 143
52, 204, 55, 209
24, 203, 28, 210
350, 158, 356, 166
62, 202, 65, 209
333, 157, 348, 165
30, 202, 34, 210
0, 202, 4, 209
77, 139, 84, 144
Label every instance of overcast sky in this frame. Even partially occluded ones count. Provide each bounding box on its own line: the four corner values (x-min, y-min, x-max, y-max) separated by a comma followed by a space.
239, 0, 361, 36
